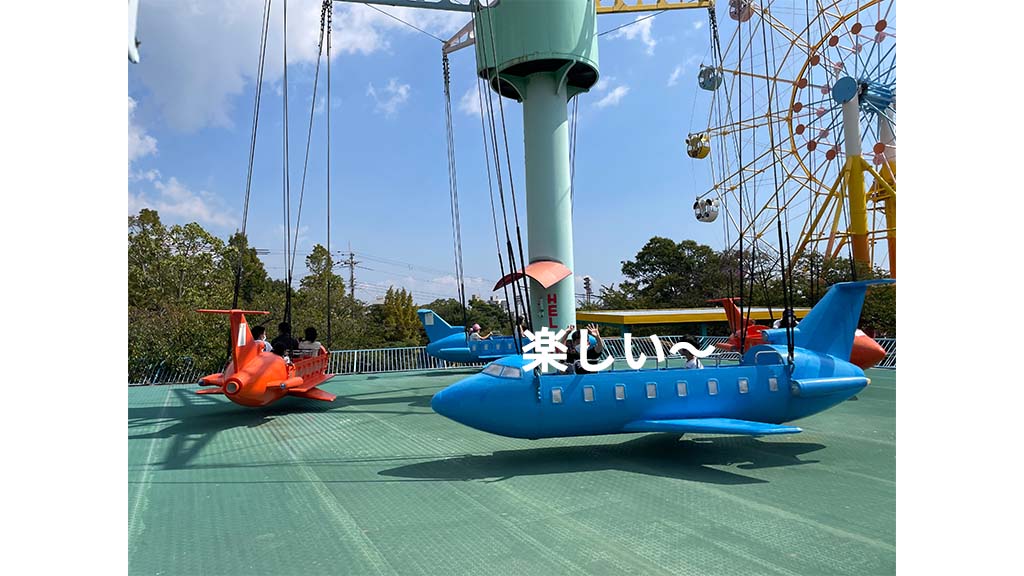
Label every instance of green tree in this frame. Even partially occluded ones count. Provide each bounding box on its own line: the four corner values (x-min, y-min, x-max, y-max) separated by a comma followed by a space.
128, 208, 171, 310
596, 282, 646, 310
420, 298, 465, 326
128, 210, 235, 376
618, 237, 733, 308
292, 244, 383, 350
861, 284, 895, 336
382, 287, 420, 345
218, 231, 270, 309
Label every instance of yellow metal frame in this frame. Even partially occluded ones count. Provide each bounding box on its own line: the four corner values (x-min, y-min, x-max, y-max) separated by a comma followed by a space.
780, 0, 895, 275
577, 308, 810, 326
596, 0, 712, 15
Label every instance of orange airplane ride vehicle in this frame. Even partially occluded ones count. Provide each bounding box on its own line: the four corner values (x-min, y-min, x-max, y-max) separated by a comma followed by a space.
196, 309, 335, 407
708, 297, 886, 370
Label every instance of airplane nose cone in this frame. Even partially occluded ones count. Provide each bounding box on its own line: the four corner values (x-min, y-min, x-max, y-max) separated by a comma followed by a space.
851, 335, 886, 369
431, 388, 453, 418
431, 378, 481, 427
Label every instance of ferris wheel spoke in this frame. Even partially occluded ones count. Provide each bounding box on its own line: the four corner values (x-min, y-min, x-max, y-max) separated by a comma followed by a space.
862, 119, 883, 159
862, 41, 895, 80
704, 147, 779, 202
860, 29, 893, 79
722, 66, 799, 88
879, 57, 896, 87
706, 113, 789, 137
797, 95, 839, 111
873, 107, 895, 134
802, 112, 844, 152
753, 6, 813, 56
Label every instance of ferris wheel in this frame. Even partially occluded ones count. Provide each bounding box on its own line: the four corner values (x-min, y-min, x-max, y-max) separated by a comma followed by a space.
689, 0, 896, 276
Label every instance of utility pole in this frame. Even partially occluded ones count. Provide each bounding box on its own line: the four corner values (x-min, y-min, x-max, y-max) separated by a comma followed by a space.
339, 244, 359, 300
583, 275, 592, 306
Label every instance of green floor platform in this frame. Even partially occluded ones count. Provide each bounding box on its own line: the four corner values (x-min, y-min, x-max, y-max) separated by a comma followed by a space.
128, 368, 896, 575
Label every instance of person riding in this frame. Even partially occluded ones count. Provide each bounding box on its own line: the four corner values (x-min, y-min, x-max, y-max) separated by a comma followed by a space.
298, 327, 323, 356
680, 335, 704, 369
562, 323, 605, 375
271, 322, 300, 354
271, 341, 293, 365
251, 326, 273, 352
468, 323, 491, 341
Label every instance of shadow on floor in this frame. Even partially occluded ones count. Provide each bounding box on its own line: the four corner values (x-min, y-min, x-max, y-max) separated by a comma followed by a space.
379, 434, 826, 486
129, 385, 441, 470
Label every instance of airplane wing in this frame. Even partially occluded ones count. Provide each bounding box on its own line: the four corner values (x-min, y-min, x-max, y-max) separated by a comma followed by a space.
623, 418, 801, 436
287, 388, 336, 402
196, 387, 225, 395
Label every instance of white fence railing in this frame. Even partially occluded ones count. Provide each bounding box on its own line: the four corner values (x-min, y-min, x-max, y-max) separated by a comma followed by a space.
128, 336, 896, 385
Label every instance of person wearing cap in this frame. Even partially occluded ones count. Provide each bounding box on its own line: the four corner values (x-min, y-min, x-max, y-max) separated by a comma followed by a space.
468, 323, 491, 341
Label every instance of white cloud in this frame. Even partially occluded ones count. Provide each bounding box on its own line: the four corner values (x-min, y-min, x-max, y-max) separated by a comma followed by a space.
667, 65, 683, 87
667, 55, 701, 88
129, 176, 235, 229
693, 20, 705, 31
128, 97, 157, 167
134, 1, 465, 132
594, 76, 614, 93
608, 16, 656, 55
594, 85, 630, 109
367, 78, 411, 118
333, 4, 466, 56
458, 84, 481, 117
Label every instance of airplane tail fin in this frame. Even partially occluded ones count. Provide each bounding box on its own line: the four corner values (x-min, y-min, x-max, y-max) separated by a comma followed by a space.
417, 309, 462, 343
782, 280, 895, 360
707, 297, 748, 331
197, 309, 270, 374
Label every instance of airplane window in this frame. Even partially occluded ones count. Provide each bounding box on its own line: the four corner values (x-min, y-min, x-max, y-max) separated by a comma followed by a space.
500, 366, 522, 379
708, 379, 719, 395
676, 381, 688, 397
646, 382, 657, 399
483, 364, 503, 377
583, 386, 595, 402
769, 377, 779, 392
615, 384, 626, 401
551, 387, 563, 404
738, 378, 749, 394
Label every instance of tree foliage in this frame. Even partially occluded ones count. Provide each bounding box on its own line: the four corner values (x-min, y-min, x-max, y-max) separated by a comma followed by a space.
381, 287, 420, 346
597, 236, 895, 336
129, 211, 409, 378
128, 212, 895, 379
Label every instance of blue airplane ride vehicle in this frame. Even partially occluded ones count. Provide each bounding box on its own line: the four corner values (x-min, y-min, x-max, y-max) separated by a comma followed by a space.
418, 309, 523, 364
431, 279, 893, 440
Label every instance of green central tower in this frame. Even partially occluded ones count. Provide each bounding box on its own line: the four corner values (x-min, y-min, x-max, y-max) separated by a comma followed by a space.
474, 0, 599, 331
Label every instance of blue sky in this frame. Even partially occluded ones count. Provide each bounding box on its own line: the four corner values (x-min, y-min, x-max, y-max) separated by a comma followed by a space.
128, 0, 864, 305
